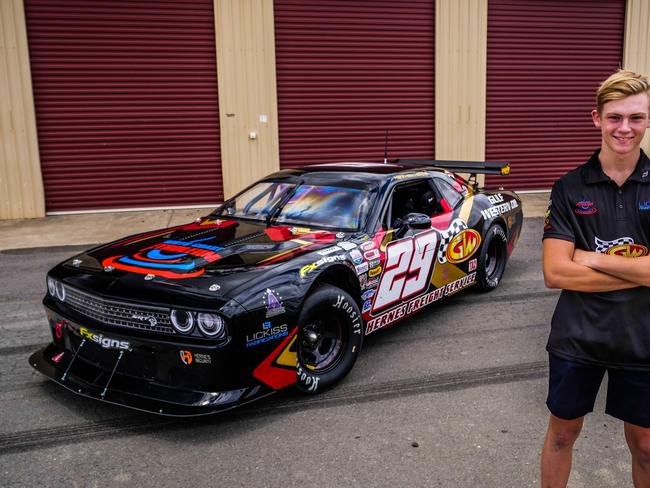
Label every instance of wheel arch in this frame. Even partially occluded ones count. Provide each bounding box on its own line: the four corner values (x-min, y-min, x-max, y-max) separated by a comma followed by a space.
308, 264, 362, 308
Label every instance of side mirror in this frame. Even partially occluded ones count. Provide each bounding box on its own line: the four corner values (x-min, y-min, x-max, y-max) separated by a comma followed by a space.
404, 212, 431, 229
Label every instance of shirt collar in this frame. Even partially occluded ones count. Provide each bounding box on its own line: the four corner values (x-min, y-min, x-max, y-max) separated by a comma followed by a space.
583, 149, 650, 185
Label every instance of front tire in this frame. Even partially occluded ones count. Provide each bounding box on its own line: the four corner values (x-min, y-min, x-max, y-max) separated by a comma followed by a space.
295, 284, 363, 394
476, 224, 508, 291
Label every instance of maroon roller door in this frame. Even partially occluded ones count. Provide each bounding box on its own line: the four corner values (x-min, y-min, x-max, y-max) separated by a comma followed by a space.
485, 0, 625, 190
25, 0, 222, 212
274, 0, 434, 168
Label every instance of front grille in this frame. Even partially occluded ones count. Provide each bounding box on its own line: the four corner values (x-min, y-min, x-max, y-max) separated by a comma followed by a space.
64, 285, 174, 334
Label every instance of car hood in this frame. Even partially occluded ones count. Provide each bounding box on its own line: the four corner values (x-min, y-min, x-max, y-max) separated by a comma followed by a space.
61, 217, 343, 300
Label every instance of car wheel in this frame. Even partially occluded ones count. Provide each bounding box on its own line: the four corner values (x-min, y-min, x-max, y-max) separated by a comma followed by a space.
476, 224, 508, 292
295, 284, 363, 394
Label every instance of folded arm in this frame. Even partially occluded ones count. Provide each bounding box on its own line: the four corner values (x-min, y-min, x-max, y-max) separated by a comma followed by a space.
573, 248, 650, 287
542, 238, 639, 292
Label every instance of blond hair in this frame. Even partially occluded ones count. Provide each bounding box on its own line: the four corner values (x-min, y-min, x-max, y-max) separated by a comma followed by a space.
597, 69, 650, 114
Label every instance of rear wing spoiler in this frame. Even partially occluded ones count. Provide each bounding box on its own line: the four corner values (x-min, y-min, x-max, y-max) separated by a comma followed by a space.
394, 159, 510, 189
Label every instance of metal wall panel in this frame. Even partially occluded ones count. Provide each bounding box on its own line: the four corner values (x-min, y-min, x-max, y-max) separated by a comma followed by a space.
274, 0, 434, 168
435, 0, 487, 186
215, 0, 280, 199
623, 0, 650, 156
0, 0, 44, 219
25, 0, 222, 212
485, 0, 625, 190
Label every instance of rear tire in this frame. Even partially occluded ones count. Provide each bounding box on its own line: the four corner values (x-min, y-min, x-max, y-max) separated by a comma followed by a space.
295, 284, 363, 394
476, 224, 508, 291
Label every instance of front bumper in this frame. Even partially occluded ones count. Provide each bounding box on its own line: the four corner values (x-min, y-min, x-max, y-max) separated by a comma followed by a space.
30, 303, 276, 416
30, 344, 274, 416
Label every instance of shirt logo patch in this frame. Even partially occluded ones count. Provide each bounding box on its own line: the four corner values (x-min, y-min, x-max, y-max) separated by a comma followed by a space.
639, 202, 650, 211
575, 200, 597, 215
595, 236, 634, 254
606, 243, 649, 257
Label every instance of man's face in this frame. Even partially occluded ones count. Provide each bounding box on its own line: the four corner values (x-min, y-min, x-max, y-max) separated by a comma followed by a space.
592, 92, 650, 156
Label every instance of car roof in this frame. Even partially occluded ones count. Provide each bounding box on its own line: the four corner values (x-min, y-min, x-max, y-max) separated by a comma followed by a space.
264, 162, 446, 187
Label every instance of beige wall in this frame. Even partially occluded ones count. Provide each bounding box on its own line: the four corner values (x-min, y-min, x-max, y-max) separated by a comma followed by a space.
214, 0, 280, 199
435, 0, 488, 184
623, 0, 650, 155
0, 0, 44, 219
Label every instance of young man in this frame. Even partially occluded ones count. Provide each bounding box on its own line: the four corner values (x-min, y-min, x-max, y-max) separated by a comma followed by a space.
541, 69, 650, 488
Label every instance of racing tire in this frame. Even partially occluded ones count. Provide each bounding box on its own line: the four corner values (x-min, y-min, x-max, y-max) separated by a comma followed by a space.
476, 224, 508, 292
295, 284, 363, 394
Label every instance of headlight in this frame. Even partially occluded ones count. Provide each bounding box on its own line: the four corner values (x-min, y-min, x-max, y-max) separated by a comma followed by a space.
197, 313, 226, 338
47, 276, 56, 296
54, 281, 66, 302
170, 309, 194, 333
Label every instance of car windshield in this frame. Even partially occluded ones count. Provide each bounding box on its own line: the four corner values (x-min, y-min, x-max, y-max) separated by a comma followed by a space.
215, 180, 373, 231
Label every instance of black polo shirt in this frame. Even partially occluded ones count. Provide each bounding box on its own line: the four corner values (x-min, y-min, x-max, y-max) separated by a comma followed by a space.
543, 149, 650, 370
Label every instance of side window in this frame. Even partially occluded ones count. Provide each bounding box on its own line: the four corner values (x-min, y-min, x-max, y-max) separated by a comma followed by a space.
384, 180, 442, 229
434, 178, 463, 209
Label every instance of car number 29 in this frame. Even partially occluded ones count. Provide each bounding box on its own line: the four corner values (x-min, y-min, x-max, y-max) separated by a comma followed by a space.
372, 229, 439, 312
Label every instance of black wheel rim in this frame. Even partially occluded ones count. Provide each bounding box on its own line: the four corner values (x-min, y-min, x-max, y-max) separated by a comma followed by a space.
485, 235, 504, 279
298, 316, 344, 373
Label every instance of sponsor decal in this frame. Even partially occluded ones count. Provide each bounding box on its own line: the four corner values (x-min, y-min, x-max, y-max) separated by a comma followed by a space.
364, 249, 380, 261
131, 313, 158, 327
644, 171, 649, 179
358, 274, 368, 289
487, 193, 504, 205
263, 289, 286, 318
446, 229, 481, 263
317, 246, 340, 256
355, 262, 369, 275
373, 228, 439, 312
246, 321, 289, 347
368, 266, 382, 278
194, 353, 212, 364
336, 232, 345, 238
362, 300, 372, 313
468, 258, 477, 272
639, 202, 650, 211
349, 249, 363, 264
51, 352, 65, 363
361, 289, 375, 301
102, 237, 224, 279
337, 241, 357, 251
71, 259, 82, 267
363, 277, 380, 290
481, 198, 519, 220
360, 241, 376, 251
366, 273, 476, 334
300, 255, 346, 278
209, 284, 221, 292
574, 200, 597, 215
180, 350, 193, 365
79, 327, 131, 350
436, 218, 469, 264
393, 171, 428, 180
290, 227, 313, 235
369, 259, 381, 268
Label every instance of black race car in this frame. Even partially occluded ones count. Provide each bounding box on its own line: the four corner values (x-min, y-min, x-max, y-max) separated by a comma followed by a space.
30, 160, 522, 416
